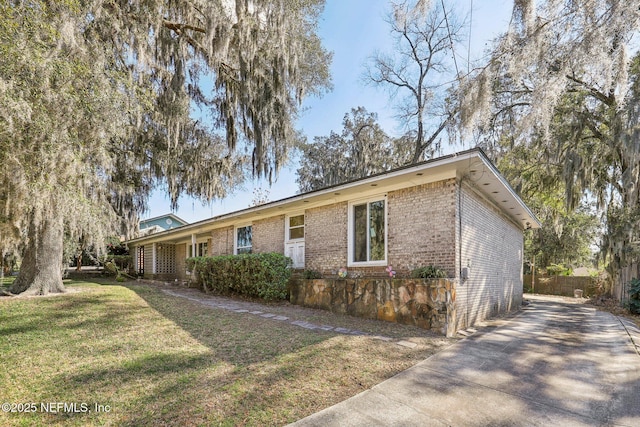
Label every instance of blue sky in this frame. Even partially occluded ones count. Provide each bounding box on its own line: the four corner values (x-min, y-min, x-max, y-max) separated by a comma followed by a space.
144, 0, 513, 224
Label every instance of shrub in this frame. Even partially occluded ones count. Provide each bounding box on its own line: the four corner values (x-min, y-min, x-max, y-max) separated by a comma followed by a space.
103, 258, 132, 282
302, 269, 322, 279
186, 253, 292, 301
410, 265, 448, 279
100, 255, 133, 273
546, 263, 572, 276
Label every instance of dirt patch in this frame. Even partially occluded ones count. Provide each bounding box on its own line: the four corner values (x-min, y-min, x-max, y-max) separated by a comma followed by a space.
587, 296, 640, 328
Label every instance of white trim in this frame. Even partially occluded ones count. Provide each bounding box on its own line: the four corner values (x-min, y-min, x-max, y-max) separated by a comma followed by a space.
188, 235, 210, 257
285, 212, 305, 243
284, 212, 305, 268
126, 149, 540, 247
347, 194, 388, 267
234, 223, 253, 254
197, 241, 208, 257
190, 234, 197, 259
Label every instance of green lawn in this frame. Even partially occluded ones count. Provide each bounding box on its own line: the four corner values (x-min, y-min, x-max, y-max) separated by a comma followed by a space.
0, 279, 451, 426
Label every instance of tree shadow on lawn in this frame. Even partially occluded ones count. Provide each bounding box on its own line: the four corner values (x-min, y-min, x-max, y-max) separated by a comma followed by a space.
104, 284, 444, 425
0, 280, 448, 426
21, 281, 434, 426
109, 283, 452, 425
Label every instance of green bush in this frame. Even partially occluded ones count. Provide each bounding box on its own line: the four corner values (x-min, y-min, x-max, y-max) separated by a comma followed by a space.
186, 253, 292, 301
302, 269, 322, 279
628, 278, 640, 314
410, 265, 448, 279
101, 255, 133, 272
546, 263, 572, 276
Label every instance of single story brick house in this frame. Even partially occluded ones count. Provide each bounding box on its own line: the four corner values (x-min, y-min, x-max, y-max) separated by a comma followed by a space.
126, 148, 540, 330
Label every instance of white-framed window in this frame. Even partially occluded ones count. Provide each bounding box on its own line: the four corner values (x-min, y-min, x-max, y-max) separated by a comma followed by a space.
198, 242, 208, 257
188, 240, 208, 257
235, 225, 252, 254
286, 213, 305, 241
348, 196, 387, 266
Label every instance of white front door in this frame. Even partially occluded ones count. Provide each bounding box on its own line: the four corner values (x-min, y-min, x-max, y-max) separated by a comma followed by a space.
285, 213, 305, 268
285, 241, 305, 268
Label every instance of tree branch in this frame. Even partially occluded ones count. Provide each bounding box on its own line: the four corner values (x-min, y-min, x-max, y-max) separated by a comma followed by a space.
412, 113, 452, 163
162, 19, 206, 35
565, 74, 615, 106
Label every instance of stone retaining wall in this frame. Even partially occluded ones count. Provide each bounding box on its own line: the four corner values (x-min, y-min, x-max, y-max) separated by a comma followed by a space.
289, 278, 457, 337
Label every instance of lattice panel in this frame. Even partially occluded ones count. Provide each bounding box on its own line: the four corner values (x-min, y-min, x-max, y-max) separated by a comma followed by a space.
156, 244, 176, 274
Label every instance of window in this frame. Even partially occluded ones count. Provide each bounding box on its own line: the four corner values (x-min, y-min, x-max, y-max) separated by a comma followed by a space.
198, 242, 208, 257
287, 214, 305, 241
236, 225, 252, 254
349, 198, 386, 265
188, 241, 208, 257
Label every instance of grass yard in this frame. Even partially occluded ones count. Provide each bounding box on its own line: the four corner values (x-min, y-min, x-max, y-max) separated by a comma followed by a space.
0, 279, 452, 426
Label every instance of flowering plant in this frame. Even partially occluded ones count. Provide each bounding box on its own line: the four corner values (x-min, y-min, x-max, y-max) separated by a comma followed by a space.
338, 267, 348, 278
385, 265, 396, 278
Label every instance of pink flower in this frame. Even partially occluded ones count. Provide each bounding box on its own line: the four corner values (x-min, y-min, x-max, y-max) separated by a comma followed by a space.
386, 265, 396, 278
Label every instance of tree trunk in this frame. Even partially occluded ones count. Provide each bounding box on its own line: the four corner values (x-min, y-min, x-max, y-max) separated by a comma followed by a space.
0, 248, 5, 286
10, 215, 66, 295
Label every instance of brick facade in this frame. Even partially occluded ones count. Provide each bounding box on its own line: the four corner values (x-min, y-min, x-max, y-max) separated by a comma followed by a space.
128, 150, 530, 333
455, 182, 524, 330
253, 215, 285, 254
175, 244, 187, 280
305, 202, 348, 276
210, 226, 234, 256
301, 180, 458, 278
388, 179, 457, 277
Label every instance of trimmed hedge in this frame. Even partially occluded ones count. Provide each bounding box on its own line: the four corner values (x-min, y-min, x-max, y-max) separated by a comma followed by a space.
186, 253, 292, 300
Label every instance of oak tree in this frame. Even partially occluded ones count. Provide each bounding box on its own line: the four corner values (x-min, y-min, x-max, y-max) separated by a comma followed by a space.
0, 0, 330, 295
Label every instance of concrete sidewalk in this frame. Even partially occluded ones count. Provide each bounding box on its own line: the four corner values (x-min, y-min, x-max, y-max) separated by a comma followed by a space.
290, 296, 640, 426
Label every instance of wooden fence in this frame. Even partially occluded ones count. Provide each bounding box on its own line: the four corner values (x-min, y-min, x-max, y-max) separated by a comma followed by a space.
524, 275, 597, 297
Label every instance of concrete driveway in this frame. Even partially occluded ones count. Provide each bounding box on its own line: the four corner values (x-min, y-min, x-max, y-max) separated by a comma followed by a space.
291, 295, 640, 426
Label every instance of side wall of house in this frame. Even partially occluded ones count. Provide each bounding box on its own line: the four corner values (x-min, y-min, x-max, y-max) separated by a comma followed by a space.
456, 182, 524, 330
253, 215, 285, 254
387, 179, 457, 277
